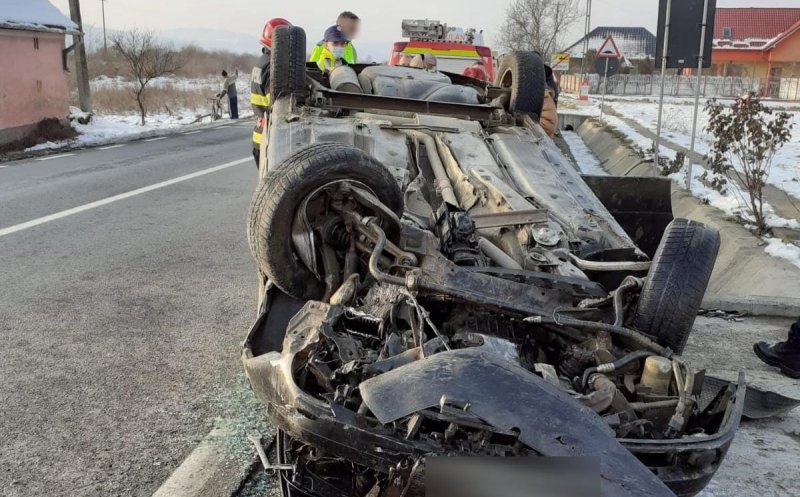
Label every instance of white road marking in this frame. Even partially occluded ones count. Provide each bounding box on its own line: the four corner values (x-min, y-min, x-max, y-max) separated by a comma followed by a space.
0, 157, 250, 238
35, 153, 75, 161
99, 144, 125, 150
184, 130, 203, 135
215, 125, 231, 129
144, 136, 167, 142
151, 422, 242, 497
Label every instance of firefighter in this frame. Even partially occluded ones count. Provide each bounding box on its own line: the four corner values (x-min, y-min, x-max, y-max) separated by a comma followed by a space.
315, 25, 350, 72
310, 11, 359, 65
251, 18, 291, 169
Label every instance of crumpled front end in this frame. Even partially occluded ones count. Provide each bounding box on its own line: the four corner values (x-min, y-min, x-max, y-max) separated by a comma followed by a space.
242, 292, 745, 497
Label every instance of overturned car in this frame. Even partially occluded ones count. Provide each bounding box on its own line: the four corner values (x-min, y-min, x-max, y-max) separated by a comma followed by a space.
242, 25, 744, 497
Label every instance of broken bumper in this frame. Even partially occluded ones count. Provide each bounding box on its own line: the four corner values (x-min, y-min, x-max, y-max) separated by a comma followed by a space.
242, 303, 745, 497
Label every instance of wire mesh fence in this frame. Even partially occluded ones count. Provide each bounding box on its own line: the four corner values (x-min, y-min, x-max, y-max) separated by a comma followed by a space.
560, 74, 800, 101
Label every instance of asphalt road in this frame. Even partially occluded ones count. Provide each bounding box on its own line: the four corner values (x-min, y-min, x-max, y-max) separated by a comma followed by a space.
0, 122, 264, 497
2, 122, 800, 497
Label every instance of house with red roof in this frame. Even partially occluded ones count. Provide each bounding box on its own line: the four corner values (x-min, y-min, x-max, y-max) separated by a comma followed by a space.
710, 7, 800, 80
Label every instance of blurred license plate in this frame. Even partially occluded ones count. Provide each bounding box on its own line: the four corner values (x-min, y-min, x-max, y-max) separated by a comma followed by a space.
426, 456, 600, 497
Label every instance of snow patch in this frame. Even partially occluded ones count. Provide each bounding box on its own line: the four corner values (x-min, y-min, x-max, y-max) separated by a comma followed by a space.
560, 131, 607, 176
564, 94, 800, 269
604, 98, 800, 202
1, 0, 78, 32
764, 238, 800, 270
25, 110, 215, 152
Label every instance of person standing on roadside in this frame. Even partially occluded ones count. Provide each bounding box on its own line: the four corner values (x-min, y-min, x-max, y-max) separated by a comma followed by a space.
251, 18, 291, 169
310, 11, 360, 65
219, 70, 238, 119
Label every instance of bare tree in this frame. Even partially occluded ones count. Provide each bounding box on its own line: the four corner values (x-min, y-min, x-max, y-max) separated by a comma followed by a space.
497, 0, 583, 57
111, 29, 186, 125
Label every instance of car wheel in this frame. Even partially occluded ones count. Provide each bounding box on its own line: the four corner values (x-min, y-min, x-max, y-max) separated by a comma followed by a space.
495, 51, 546, 117
248, 143, 403, 301
631, 219, 720, 355
270, 25, 306, 103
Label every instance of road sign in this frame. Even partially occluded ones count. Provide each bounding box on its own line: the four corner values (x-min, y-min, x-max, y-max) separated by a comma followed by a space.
595, 56, 619, 77
656, 0, 716, 69
596, 35, 621, 59
550, 52, 570, 72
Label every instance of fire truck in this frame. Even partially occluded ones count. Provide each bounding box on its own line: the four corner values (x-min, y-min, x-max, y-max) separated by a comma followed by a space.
388, 19, 495, 82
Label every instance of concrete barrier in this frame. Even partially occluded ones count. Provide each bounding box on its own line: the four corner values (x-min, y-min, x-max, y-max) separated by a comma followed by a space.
575, 118, 800, 317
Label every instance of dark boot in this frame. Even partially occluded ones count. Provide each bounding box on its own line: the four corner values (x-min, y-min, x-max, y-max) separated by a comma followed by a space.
753, 318, 800, 378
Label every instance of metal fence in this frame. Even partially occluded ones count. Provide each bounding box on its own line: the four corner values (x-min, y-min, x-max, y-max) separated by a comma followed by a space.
560, 74, 800, 101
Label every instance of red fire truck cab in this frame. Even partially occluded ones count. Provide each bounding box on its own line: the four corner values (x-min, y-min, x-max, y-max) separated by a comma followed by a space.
388, 19, 495, 82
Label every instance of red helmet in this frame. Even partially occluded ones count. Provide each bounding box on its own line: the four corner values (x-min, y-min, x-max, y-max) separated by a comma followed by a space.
260, 18, 291, 48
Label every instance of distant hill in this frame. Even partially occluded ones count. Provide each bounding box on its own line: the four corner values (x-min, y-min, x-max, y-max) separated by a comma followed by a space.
80, 24, 390, 61
161, 28, 260, 54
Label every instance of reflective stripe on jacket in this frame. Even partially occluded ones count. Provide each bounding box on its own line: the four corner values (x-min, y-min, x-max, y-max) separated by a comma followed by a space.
315, 47, 339, 71
253, 116, 266, 145
251, 51, 271, 147
250, 51, 270, 114
309, 42, 357, 65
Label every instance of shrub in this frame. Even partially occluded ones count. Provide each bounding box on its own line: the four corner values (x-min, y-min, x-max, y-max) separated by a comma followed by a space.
705, 93, 793, 235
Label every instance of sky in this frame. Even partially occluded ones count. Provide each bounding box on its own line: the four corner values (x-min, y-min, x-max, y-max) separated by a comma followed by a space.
51, 0, 800, 58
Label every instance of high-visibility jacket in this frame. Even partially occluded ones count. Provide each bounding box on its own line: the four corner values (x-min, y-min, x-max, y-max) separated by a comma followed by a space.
314, 47, 341, 72
309, 42, 357, 65
250, 50, 271, 147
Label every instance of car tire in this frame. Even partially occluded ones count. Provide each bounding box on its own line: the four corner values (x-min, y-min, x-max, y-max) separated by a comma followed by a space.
495, 51, 546, 117
270, 25, 306, 102
247, 170, 274, 263
248, 143, 403, 301
631, 219, 720, 355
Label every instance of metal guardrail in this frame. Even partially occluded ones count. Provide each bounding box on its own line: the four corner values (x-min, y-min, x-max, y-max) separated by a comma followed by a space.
560, 74, 800, 101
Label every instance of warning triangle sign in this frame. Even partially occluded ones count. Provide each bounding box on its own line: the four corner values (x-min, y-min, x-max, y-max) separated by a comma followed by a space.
596, 35, 621, 59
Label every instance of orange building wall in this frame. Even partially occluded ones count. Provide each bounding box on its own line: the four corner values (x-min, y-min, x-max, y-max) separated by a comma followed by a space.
769, 30, 800, 63
710, 29, 800, 78
0, 29, 69, 130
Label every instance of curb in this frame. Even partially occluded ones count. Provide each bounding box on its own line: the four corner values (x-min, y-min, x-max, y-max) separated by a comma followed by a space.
151, 423, 258, 497
572, 117, 800, 318
702, 295, 800, 318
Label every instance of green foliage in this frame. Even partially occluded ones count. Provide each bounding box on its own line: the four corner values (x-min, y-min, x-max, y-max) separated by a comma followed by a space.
705, 93, 793, 235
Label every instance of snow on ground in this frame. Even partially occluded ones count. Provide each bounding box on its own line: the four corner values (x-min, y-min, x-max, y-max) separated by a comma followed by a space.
764, 238, 800, 270
26, 109, 216, 152
565, 98, 799, 229
560, 95, 800, 269
90, 75, 229, 93
560, 131, 607, 176
604, 97, 800, 202
25, 76, 253, 153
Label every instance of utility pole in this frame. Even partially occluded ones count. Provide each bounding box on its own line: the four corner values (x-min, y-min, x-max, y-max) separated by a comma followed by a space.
685, 0, 710, 191
101, 0, 108, 52
578, 0, 592, 98
68, 0, 93, 113
654, 0, 672, 163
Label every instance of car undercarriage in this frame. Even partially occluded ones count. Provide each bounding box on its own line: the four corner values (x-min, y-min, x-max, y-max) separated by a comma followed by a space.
242, 25, 744, 497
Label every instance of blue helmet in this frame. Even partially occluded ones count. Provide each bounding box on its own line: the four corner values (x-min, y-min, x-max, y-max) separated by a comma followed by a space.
323, 25, 348, 43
